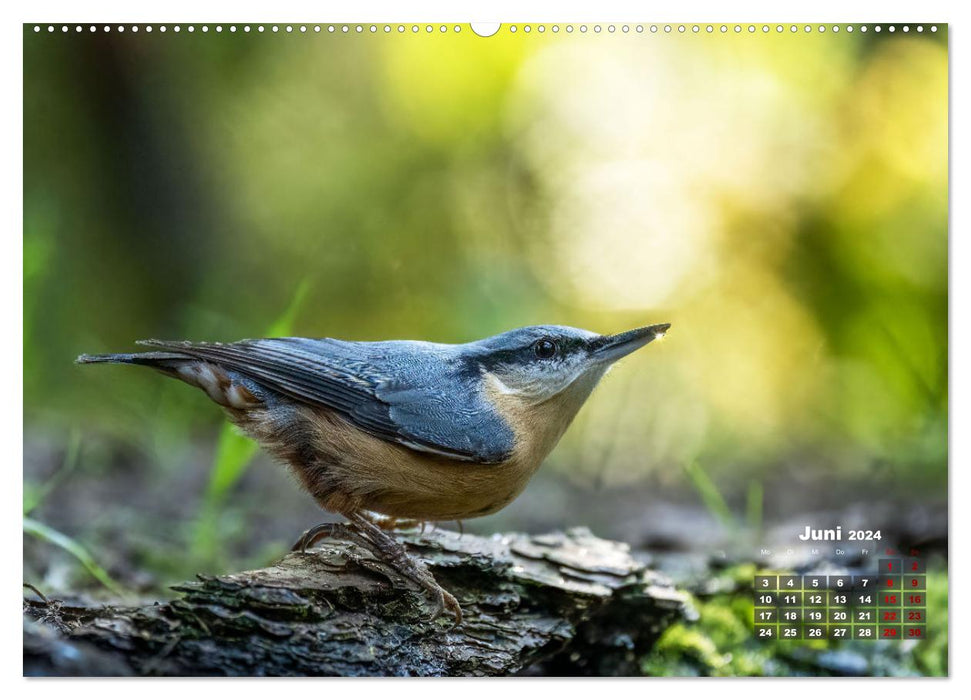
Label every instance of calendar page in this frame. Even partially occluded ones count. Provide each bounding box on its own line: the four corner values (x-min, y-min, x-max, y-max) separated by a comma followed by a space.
22, 16, 948, 679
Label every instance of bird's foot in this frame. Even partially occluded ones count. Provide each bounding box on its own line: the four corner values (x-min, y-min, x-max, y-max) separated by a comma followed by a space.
292, 514, 463, 625
348, 511, 463, 626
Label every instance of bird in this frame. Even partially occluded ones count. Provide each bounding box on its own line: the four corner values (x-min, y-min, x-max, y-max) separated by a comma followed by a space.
77, 322, 670, 624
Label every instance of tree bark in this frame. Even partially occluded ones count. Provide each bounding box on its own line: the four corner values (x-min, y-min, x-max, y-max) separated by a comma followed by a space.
23, 527, 689, 676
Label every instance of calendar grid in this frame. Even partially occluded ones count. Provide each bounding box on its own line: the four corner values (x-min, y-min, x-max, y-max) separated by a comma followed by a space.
753, 559, 926, 641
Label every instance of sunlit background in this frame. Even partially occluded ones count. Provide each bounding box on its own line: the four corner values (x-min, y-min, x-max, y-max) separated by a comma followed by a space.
24, 26, 947, 596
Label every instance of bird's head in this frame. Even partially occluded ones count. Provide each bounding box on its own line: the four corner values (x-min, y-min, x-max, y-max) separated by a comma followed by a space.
468, 323, 670, 407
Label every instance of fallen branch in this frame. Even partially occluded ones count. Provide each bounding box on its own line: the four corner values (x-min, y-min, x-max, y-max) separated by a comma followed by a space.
24, 527, 689, 676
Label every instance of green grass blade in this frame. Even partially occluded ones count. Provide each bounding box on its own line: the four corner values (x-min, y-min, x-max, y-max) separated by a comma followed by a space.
23, 428, 82, 516
683, 461, 737, 531
23, 516, 124, 596
207, 424, 260, 502
264, 279, 311, 338
746, 480, 763, 534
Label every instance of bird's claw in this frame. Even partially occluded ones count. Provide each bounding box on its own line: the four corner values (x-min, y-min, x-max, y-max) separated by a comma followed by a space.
291, 522, 343, 553
440, 589, 463, 627
426, 585, 462, 626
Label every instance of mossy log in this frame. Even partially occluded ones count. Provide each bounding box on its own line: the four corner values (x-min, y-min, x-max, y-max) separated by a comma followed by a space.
23, 527, 689, 676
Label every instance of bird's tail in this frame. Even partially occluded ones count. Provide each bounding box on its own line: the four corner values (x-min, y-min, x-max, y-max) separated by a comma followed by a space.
76, 348, 263, 410
75, 350, 191, 367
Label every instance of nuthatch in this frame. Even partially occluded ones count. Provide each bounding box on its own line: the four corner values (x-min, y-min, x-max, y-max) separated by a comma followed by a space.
77, 322, 670, 623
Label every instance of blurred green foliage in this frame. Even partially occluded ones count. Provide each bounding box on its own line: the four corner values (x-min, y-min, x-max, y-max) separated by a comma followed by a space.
23, 27, 947, 499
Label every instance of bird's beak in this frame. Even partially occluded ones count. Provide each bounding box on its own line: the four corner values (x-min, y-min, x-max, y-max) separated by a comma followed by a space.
590, 323, 671, 363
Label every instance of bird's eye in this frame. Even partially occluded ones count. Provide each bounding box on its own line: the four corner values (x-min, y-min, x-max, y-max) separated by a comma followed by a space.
533, 338, 558, 359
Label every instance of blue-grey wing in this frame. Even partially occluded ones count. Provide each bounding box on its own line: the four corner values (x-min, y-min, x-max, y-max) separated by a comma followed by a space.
137, 337, 515, 464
